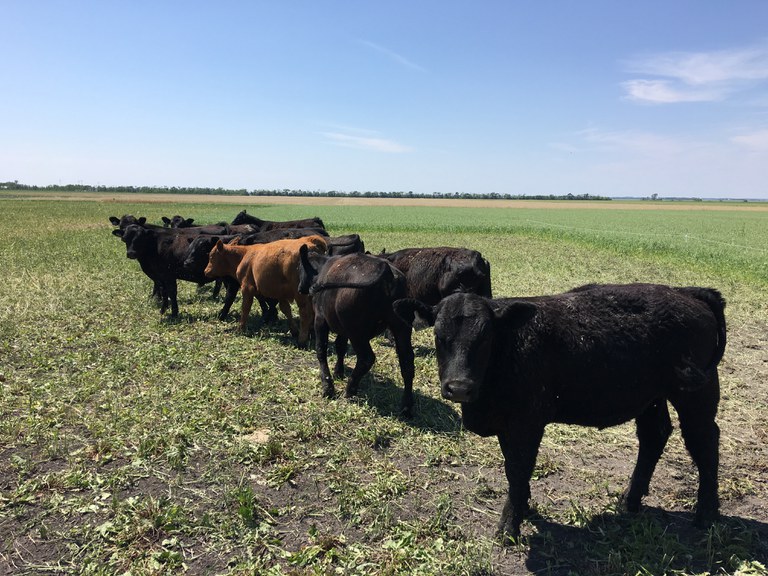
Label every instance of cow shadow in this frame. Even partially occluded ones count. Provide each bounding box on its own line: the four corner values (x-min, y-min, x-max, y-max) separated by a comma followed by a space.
521, 508, 768, 576
353, 372, 462, 434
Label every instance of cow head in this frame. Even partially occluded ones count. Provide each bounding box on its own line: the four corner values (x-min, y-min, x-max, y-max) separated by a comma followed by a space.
298, 244, 320, 295
204, 239, 227, 278
183, 236, 218, 273
111, 224, 153, 259
395, 293, 536, 403
109, 215, 147, 229
162, 215, 195, 228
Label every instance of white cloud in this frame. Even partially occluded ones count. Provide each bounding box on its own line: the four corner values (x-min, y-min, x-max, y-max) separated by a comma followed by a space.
622, 43, 768, 104
359, 40, 425, 72
622, 79, 724, 104
732, 129, 768, 153
578, 127, 702, 157
322, 131, 413, 153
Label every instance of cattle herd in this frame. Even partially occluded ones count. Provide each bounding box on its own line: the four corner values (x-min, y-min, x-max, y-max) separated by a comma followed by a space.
110, 209, 727, 541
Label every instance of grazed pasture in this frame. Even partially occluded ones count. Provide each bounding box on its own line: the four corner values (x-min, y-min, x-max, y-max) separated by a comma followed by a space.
1, 195, 766, 575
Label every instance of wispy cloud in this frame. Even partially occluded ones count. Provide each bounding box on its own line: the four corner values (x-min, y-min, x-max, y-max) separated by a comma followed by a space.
622, 79, 724, 103
579, 127, 702, 156
732, 128, 768, 153
359, 40, 425, 72
322, 131, 413, 153
622, 43, 768, 104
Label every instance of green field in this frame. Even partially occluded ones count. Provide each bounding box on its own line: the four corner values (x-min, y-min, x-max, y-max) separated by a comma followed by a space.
1, 197, 766, 575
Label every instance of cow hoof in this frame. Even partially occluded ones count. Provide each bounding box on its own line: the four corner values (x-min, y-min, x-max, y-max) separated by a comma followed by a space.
322, 385, 336, 399
496, 523, 522, 546
694, 507, 719, 528
619, 489, 642, 513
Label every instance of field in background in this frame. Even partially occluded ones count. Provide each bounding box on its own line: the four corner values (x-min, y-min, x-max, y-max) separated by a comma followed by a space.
1, 196, 766, 575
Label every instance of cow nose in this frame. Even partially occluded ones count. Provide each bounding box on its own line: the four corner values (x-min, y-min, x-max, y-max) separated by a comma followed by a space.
441, 380, 476, 403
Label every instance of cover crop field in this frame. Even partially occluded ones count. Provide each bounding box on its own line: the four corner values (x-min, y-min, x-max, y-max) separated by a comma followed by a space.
1, 195, 766, 575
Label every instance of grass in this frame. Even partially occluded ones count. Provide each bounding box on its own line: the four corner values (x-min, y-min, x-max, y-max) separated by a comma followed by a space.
1, 196, 767, 575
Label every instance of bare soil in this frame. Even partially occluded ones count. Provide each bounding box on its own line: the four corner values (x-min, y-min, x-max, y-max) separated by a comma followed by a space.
8, 191, 768, 211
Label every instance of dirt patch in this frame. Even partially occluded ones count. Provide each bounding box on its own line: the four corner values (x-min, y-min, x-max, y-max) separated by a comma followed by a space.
6, 191, 768, 211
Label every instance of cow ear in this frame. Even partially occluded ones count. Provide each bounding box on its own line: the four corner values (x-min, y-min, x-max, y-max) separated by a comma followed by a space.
109, 216, 120, 226
138, 217, 147, 226
161, 216, 171, 225
393, 298, 435, 327
185, 218, 194, 226
112, 228, 124, 237
494, 301, 536, 329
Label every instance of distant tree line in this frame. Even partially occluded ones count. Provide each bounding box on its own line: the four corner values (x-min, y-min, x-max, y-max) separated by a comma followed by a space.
1, 181, 612, 201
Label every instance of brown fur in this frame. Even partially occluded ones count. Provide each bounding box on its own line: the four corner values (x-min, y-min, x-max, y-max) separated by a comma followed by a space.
205, 235, 327, 344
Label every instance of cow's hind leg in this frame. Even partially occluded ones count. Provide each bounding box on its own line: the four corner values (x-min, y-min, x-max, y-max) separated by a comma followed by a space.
623, 399, 672, 513
671, 382, 720, 526
333, 335, 348, 380
314, 319, 335, 398
345, 338, 375, 398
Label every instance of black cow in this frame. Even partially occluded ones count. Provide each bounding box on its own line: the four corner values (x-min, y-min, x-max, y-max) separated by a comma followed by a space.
113, 225, 239, 319
238, 227, 329, 245
298, 246, 415, 416
380, 247, 492, 306
109, 215, 164, 230
327, 234, 365, 256
182, 234, 279, 323
162, 215, 196, 228
231, 209, 325, 232
395, 284, 726, 540
110, 214, 234, 235
160, 214, 256, 235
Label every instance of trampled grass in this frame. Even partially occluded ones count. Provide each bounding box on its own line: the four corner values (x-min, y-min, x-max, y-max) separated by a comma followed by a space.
1, 196, 766, 575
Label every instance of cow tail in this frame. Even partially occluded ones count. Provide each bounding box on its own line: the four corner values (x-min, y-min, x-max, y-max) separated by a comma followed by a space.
686, 287, 727, 370
673, 288, 727, 390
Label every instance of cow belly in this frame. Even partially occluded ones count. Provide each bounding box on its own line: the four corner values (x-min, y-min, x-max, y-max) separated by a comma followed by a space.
550, 384, 663, 429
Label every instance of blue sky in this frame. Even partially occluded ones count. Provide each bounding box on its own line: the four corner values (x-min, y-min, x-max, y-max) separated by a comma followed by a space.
4, 2, 768, 198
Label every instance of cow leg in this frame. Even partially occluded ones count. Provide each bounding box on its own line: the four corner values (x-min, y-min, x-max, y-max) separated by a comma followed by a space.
277, 300, 298, 338
314, 319, 335, 398
258, 298, 278, 324
390, 322, 415, 417
623, 399, 672, 513
497, 427, 544, 541
151, 281, 163, 306
333, 335, 348, 380
239, 288, 255, 331
672, 385, 720, 526
167, 280, 179, 318
159, 280, 179, 318
218, 278, 240, 321
211, 279, 222, 299
345, 338, 375, 398
296, 296, 315, 348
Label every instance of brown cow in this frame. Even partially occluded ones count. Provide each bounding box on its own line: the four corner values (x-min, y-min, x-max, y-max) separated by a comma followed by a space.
204, 235, 327, 345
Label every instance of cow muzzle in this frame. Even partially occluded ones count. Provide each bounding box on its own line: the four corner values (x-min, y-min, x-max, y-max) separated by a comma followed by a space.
441, 380, 479, 403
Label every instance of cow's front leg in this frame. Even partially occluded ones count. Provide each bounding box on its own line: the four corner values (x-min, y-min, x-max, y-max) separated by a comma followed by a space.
218, 278, 240, 321
239, 288, 255, 331
390, 320, 415, 418
497, 427, 544, 542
